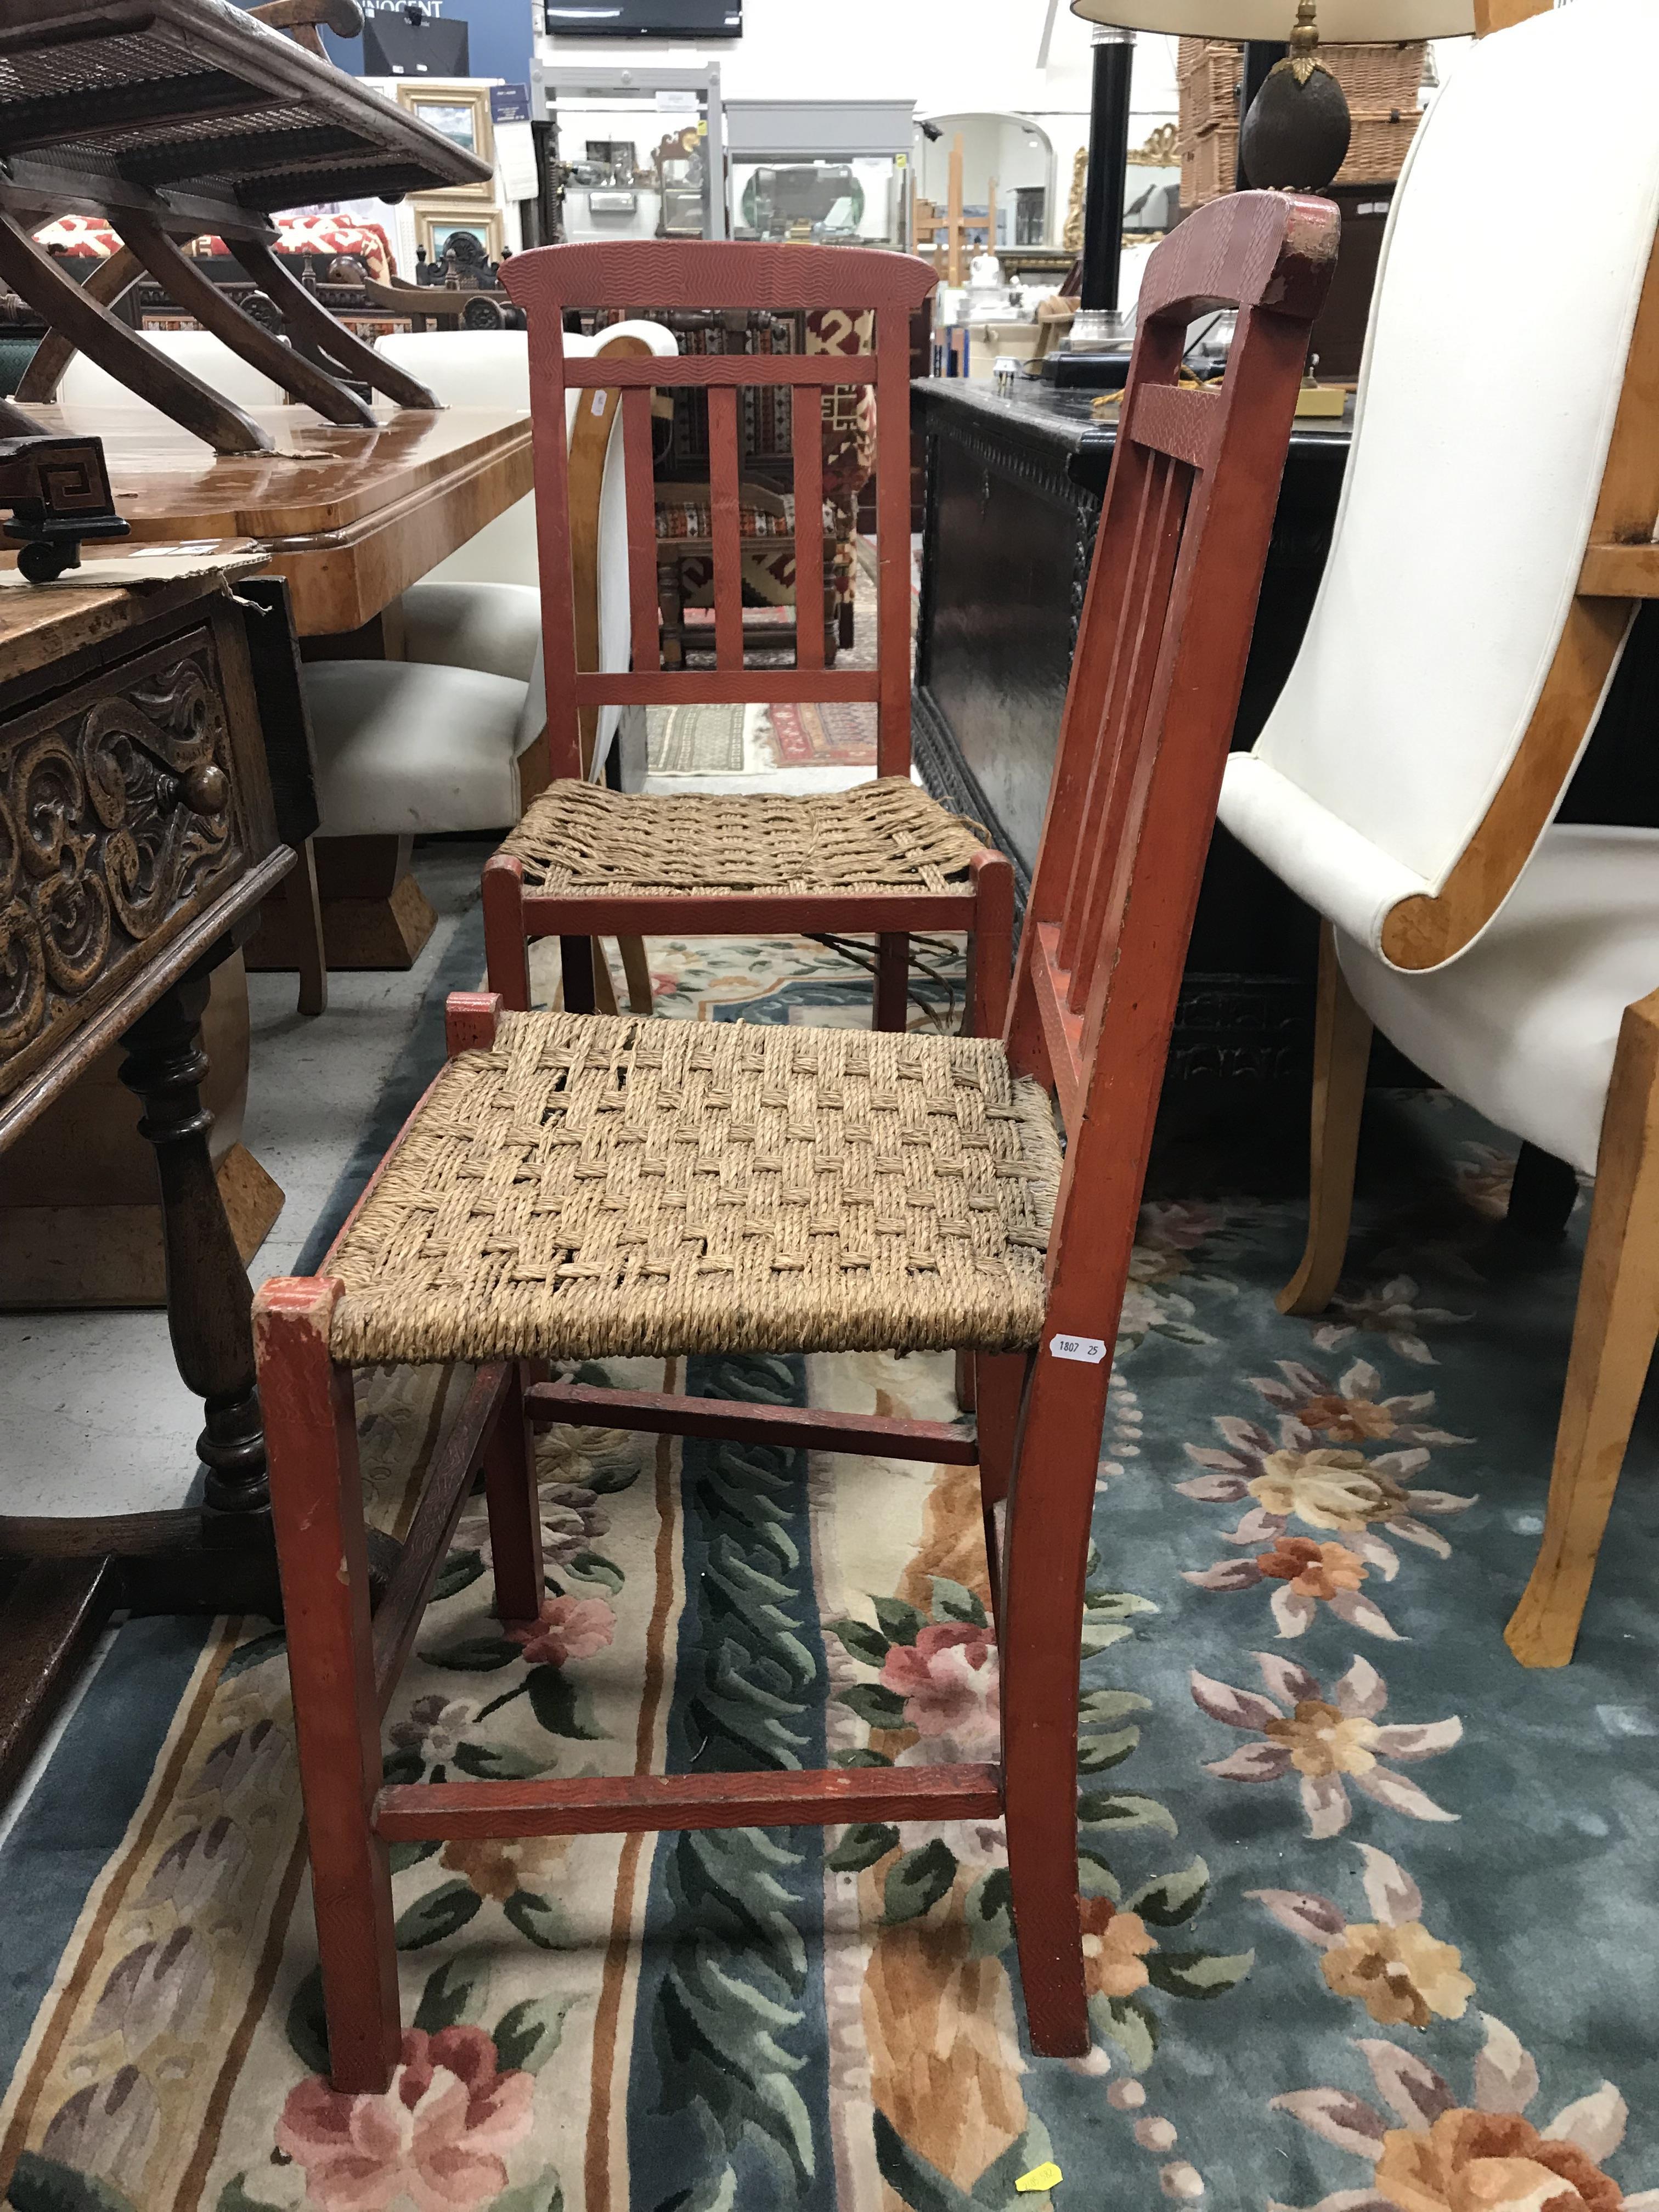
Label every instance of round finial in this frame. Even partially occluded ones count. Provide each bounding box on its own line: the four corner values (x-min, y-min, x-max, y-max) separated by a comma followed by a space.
182, 764, 230, 817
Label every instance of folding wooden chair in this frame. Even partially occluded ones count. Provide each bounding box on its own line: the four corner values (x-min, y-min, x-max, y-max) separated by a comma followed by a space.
481, 240, 1015, 1037
255, 190, 1336, 2091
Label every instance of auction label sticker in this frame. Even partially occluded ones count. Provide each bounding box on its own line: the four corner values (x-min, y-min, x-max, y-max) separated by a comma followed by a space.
1048, 1334, 1107, 1364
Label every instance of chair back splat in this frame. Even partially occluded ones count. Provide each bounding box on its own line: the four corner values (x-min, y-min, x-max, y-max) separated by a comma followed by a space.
499, 241, 939, 780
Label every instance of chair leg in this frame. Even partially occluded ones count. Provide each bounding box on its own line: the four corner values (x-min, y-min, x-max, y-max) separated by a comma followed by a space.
999, 1353, 1102, 2058
482, 855, 531, 1013
293, 836, 328, 1018
484, 1361, 545, 1627
874, 933, 909, 1031
1505, 991, 1659, 1668
975, 1351, 1030, 1636
591, 941, 619, 1017
619, 935, 654, 1015
561, 938, 597, 1015
256, 1278, 400, 2094
967, 853, 1015, 1040
1280, 919, 1373, 1317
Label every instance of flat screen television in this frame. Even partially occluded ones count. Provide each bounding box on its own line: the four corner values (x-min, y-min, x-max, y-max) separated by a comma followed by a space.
543, 0, 741, 33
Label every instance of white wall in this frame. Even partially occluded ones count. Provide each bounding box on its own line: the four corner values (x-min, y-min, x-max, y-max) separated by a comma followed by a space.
539, 0, 1181, 246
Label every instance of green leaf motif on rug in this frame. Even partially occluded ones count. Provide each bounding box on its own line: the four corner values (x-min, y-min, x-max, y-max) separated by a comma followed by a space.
494, 1996, 573, 2074
430, 1547, 486, 1604
5, 2153, 141, 2212
1128, 1856, 1211, 1927
488, 2172, 565, 2212
394, 1877, 483, 1950
1144, 1947, 1255, 1999
412, 1949, 494, 2033
524, 1665, 605, 1740
884, 1838, 959, 1923
873, 2111, 1059, 2211
825, 1820, 900, 1871
1078, 1790, 1180, 1836
213, 2181, 286, 2212
1093, 1991, 1160, 2072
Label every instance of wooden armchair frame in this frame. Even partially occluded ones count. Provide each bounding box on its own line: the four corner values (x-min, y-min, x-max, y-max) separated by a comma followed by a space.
255, 191, 1335, 2092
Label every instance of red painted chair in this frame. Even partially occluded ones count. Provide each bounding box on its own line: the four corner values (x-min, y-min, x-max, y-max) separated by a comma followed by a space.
482, 240, 1015, 1037
255, 191, 1336, 2091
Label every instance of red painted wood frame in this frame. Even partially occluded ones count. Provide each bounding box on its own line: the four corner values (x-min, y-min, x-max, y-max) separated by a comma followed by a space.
255, 194, 1335, 2094
493, 240, 984, 1035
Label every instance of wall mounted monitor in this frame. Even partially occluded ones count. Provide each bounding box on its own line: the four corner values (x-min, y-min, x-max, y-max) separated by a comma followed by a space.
543, 0, 741, 34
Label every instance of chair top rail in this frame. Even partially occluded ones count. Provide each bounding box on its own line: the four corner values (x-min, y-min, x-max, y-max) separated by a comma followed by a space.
502, 239, 939, 320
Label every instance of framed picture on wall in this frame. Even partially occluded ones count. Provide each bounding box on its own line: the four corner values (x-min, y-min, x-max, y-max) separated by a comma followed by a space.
416, 205, 506, 266
397, 83, 494, 198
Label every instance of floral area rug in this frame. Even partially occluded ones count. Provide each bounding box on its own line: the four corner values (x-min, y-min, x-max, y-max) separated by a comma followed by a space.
2, 919, 1657, 2212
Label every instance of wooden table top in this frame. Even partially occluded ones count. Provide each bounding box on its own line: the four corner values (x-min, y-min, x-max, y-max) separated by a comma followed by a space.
13, 404, 534, 637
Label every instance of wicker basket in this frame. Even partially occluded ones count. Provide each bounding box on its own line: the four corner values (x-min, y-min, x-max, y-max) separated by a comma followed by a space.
1178, 38, 1242, 135
1176, 39, 1424, 206
1338, 112, 1422, 184
1182, 123, 1239, 209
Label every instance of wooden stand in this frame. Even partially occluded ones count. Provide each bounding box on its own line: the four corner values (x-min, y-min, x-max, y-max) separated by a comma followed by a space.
0, 955, 284, 1307
246, 834, 438, 971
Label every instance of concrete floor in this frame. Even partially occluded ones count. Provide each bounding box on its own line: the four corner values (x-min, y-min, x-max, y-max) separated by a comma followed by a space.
0, 842, 491, 1523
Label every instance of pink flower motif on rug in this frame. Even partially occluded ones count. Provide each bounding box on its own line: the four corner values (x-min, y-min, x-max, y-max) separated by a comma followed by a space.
275, 2027, 534, 2212
507, 1594, 616, 1668
881, 1620, 999, 1746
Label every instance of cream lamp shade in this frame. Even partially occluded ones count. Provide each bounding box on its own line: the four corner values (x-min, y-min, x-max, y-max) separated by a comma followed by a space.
1070, 0, 1475, 33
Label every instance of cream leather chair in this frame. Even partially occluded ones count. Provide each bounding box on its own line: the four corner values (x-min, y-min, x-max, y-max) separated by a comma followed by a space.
59, 326, 285, 411
373, 323, 677, 788
1215, 0, 1659, 1669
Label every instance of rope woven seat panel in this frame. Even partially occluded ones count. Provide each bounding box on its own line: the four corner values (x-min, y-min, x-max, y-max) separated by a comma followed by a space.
499, 778, 985, 900
327, 1011, 1060, 1367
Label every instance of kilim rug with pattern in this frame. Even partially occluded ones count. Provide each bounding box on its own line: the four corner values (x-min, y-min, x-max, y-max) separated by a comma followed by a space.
2, 910, 1656, 2212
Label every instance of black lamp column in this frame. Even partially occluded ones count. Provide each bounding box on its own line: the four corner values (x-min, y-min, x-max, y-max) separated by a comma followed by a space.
1080, 25, 1135, 320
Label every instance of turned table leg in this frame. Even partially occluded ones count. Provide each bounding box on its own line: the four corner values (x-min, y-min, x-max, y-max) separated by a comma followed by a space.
119, 967, 269, 1525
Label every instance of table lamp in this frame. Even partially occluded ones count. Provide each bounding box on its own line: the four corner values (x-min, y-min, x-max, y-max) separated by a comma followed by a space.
1070, 0, 1479, 193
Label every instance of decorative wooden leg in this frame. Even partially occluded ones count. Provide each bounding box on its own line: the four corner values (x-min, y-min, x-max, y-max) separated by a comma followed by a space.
619, 936, 655, 1016
967, 852, 1015, 1040
1505, 990, 1659, 1669
294, 837, 328, 1019
482, 855, 532, 1013
1279, 921, 1373, 1317
998, 1352, 1102, 2058
119, 972, 267, 1521
256, 1277, 400, 2092
874, 933, 910, 1032
484, 1363, 544, 1627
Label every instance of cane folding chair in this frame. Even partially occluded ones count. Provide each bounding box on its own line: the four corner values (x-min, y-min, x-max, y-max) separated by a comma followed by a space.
255, 190, 1336, 2091
479, 240, 1017, 1037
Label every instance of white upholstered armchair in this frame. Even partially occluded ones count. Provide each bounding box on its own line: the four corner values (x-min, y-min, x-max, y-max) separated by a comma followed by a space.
1215, 0, 1659, 1669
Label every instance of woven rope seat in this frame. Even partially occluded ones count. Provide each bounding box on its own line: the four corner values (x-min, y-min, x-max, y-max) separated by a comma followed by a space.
499, 776, 985, 899
327, 1011, 1060, 1367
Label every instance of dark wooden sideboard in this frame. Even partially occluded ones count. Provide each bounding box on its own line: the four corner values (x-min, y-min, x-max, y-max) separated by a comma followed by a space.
0, 570, 315, 1798
911, 375, 1659, 1096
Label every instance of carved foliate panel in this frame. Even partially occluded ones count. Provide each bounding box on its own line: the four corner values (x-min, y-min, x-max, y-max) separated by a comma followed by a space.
0, 628, 245, 1094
